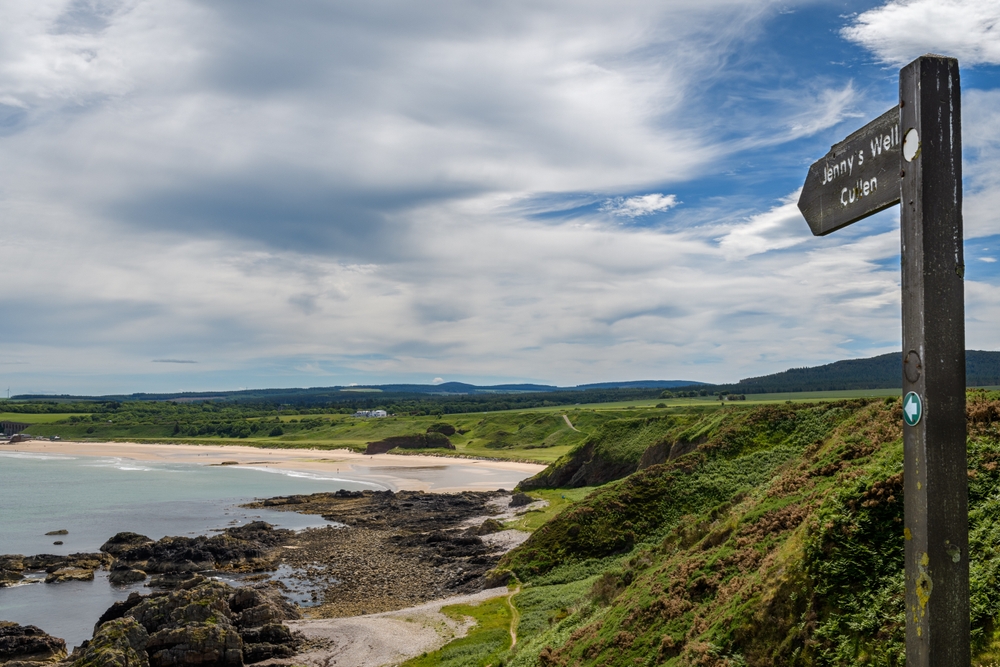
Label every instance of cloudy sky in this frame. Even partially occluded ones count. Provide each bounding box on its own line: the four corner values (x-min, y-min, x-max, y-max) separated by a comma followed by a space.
2, 0, 1000, 394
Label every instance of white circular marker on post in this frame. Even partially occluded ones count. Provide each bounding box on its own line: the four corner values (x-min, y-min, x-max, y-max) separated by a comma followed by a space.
903, 128, 921, 162
903, 391, 922, 427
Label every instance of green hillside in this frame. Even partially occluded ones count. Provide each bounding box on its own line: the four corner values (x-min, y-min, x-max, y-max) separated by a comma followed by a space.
701, 349, 1000, 395
18, 403, 628, 463
427, 392, 1000, 666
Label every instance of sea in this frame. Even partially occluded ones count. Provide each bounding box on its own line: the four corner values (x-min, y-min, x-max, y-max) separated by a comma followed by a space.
0, 450, 532, 648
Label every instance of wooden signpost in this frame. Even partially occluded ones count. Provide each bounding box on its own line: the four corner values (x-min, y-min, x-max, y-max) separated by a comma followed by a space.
798, 55, 967, 665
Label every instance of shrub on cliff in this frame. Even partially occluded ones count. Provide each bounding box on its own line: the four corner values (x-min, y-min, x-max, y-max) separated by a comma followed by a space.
365, 432, 455, 454
427, 422, 457, 436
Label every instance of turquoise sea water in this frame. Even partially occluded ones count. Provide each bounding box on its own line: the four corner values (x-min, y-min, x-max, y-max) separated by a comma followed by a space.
0, 450, 532, 649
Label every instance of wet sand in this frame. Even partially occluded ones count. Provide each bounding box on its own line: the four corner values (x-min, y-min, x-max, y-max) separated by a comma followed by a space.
3, 441, 545, 492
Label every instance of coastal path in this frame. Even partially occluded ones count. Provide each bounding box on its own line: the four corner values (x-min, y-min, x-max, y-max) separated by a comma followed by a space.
506, 583, 522, 648
561, 414, 580, 432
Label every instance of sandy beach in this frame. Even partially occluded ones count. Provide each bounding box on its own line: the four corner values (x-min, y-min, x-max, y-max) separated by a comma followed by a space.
2, 440, 545, 493
285, 586, 514, 667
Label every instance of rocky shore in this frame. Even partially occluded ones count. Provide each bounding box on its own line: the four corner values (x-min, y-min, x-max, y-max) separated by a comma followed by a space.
1, 522, 292, 590
245, 489, 518, 617
1, 578, 303, 667
1, 489, 531, 667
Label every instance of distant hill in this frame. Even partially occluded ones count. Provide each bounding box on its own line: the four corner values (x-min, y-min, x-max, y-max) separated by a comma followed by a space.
15, 351, 1000, 404
574, 380, 701, 390
10, 379, 705, 404
694, 350, 1000, 395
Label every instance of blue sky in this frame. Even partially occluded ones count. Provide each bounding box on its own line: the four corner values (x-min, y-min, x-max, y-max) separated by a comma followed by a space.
2, 0, 1000, 394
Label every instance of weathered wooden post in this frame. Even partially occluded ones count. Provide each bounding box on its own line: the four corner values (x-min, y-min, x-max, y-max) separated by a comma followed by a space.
798, 54, 967, 665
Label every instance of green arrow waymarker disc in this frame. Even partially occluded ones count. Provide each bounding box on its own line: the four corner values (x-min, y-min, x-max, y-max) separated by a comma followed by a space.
903, 391, 922, 427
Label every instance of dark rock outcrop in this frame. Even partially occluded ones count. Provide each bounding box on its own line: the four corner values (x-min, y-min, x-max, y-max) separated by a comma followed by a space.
44, 568, 94, 584
228, 587, 298, 629
70, 618, 149, 667
95, 592, 160, 633
472, 518, 504, 535
0, 622, 67, 664
108, 563, 147, 585
509, 492, 534, 507
145, 625, 242, 667
85, 580, 300, 667
238, 625, 297, 663
364, 433, 455, 455
100, 533, 154, 558
103, 523, 291, 578
24, 554, 110, 572
637, 435, 705, 469
1, 553, 111, 586
517, 441, 639, 490
0, 556, 25, 587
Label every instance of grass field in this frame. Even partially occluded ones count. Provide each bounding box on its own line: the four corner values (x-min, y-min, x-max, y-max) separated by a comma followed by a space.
13, 388, 913, 464
502, 387, 907, 413
400, 596, 513, 667
503, 487, 599, 532
20, 409, 606, 463
0, 412, 90, 424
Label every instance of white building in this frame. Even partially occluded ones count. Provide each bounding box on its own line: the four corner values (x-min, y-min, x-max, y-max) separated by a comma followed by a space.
353, 409, 388, 418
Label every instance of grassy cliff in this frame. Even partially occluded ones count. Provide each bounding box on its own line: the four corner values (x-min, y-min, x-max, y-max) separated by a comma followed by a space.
443, 393, 1000, 666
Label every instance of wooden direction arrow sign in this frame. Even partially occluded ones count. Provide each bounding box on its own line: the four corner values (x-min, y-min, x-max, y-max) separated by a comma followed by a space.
798, 106, 902, 236
799, 55, 967, 666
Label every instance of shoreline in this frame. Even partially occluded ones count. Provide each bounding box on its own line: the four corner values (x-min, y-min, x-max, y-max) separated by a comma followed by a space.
1, 440, 545, 493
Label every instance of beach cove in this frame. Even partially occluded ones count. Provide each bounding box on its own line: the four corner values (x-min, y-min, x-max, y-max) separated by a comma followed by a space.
0, 442, 544, 652
1, 440, 544, 493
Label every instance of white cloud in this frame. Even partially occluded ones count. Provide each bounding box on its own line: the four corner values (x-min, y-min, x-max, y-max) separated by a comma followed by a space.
783, 84, 862, 140
961, 90, 1000, 239
431, 377, 446, 385
9, 0, 997, 394
714, 193, 812, 260
0, 188, 910, 392
601, 194, 679, 218
842, 0, 1000, 66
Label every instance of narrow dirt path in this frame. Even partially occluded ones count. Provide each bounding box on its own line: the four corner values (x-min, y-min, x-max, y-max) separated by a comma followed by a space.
562, 414, 580, 432
506, 584, 522, 648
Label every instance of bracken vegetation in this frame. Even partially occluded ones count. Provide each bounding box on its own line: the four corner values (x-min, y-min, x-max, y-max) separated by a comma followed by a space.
427, 391, 1000, 666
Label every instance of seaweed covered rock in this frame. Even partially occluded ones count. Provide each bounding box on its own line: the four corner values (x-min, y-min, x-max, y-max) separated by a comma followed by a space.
70, 618, 149, 667
99, 534, 154, 559
472, 518, 504, 535
87, 580, 300, 667
44, 568, 94, 584
145, 625, 242, 667
228, 587, 299, 628
108, 563, 146, 585
238, 625, 298, 663
94, 593, 160, 634
107, 524, 290, 576
126, 580, 234, 634
0, 622, 67, 664
4, 553, 112, 586
0, 557, 25, 587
